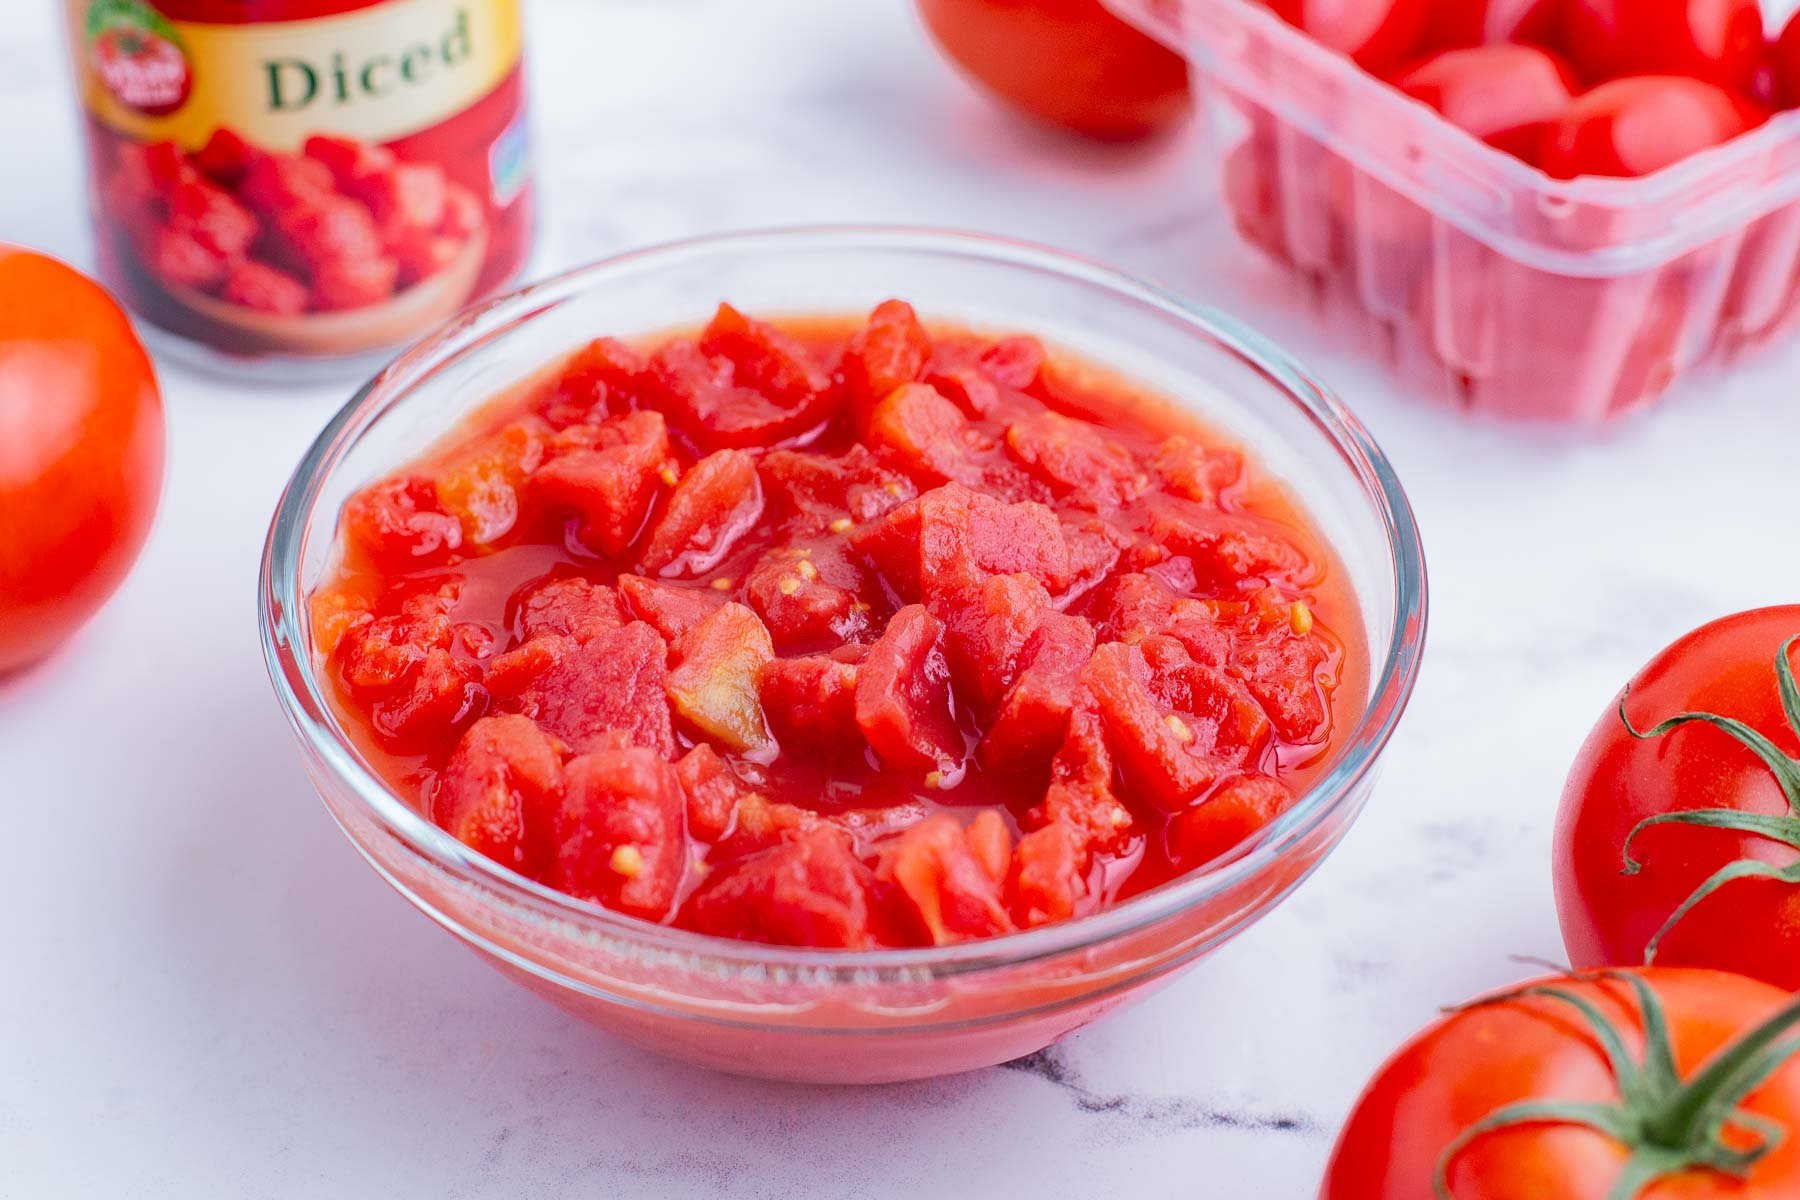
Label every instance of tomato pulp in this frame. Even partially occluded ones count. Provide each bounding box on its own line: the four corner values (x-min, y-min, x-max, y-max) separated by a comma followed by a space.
313, 301, 1364, 950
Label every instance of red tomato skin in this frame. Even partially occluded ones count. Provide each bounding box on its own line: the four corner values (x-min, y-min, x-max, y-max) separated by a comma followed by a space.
1562, 0, 1765, 94
1390, 44, 1579, 163
0, 248, 164, 674
915, 0, 1191, 140
1537, 76, 1768, 179
1422, 0, 1563, 52
1776, 13, 1800, 107
1266, 0, 1431, 72
1321, 969, 1800, 1199
1554, 608, 1800, 991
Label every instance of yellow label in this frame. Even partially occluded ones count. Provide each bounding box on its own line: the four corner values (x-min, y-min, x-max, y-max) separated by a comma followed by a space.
70, 0, 523, 151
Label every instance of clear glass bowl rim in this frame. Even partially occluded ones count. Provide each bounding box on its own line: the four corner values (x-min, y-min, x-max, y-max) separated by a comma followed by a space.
259, 225, 1428, 981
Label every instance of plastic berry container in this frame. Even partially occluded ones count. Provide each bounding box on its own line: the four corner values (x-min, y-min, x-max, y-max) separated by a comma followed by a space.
1107, 0, 1800, 422
260, 227, 1425, 1083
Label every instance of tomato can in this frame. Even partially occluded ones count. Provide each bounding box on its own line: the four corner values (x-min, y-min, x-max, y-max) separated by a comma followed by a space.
64, 0, 535, 376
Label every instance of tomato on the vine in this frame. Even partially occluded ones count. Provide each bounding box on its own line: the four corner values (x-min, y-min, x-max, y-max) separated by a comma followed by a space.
915, 0, 1191, 140
1323, 968, 1800, 1199
1264, 0, 1431, 72
1390, 44, 1579, 163
1555, 608, 1800, 991
1537, 76, 1768, 179
1561, 0, 1765, 95
0, 247, 164, 674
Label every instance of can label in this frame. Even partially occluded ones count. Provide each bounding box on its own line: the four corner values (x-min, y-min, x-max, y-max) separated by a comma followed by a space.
67, 0, 534, 362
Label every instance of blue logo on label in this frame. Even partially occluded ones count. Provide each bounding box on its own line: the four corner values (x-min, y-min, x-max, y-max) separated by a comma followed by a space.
490, 110, 530, 205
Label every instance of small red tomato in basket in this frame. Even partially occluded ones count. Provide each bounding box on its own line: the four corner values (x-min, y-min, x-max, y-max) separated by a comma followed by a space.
1422, 0, 1562, 52
1264, 0, 1431, 73
0, 248, 164, 674
1538, 75, 1768, 179
1556, 608, 1800, 992
1390, 43, 1579, 162
1322, 968, 1800, 1198
1562, 0, 1765, 95
915, 0, 1191, 140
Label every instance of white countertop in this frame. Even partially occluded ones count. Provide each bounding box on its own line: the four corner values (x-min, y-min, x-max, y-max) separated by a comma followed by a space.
9, 2, 1800, 1195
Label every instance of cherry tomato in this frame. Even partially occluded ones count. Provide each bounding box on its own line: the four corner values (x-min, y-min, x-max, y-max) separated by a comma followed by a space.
1555, 608, 1800, 992
1562, 0, 1765, 94
1774, 11, 1800, 107
1422, 0, 1563, 52
1323, 968, 1800, 1199
1537, 76, 1768, 179
1264, 0, 1431, 73
915, 0, 1191, 140
1390, 44, 1579, 163
0, 248, 164, 674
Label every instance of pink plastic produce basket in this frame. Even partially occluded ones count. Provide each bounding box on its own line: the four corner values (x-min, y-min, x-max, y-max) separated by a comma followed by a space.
1109, 0, 1800, 422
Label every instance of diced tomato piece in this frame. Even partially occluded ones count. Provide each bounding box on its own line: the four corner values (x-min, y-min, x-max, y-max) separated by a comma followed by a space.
359, 161, 449, 242
745, 544, 869, 652
877, 812, 1014, 945
194, 129, 262, 185
221, 261, 307, 315
684, 827, 883, 948
515, 576, 628, 643
1233, 621, 1334, 744
923, 365, 1000, 417
867, 383, 984, 485
552, 747, 687, 920
1005, 412, 1143, 509
759, 444, 916, 531
435, 715, 563, 876
440, 183, 485, 239
143, 140, 198, 196
616, 574, 725, 642
853, 483, 1072, 601
302, 134, 397, 186
434, 419, 547, 547
1154, 436, 1242, 504
1082, 641, 1221, 811
391, 227, 462, 287
760, 649, 862, 745
715, 791, 822, 857
1100, 572, 1180, 641
168, 180, 258, 262
649, 339, 832, 451
371, 648, 485, 750
1011, 821, 1088, 928
841, 299, 932, 416
236, 153, 334, 215
938, 573, 1053, 714
1144, 498, 1309, 591
544, 336, 648, 428
699, 303, 836, 410
274, 195, 384, 272
487, 623, 675, 757
666, 603, 775, 753
674, 743, 748, 843
1138, 634, 1272, 770
855, 604, 963, 775
532, 411, 671, 556
982, 613, 1098, 771
311, 255, 400, 311
640, 449, 764, 577
143, 224, 228, 290
310, 589, 373, 656
343, 476, 463, 568
1039, 703, 1134, 850
1168, 773, 1295, 871
1061, 515, 1127, 603
978, 336, 1045, 389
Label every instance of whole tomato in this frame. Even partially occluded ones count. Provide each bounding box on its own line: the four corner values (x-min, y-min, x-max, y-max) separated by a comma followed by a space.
1423, 0, 1563, 52
915, 0, 1191, 140
1561, 0, 1765, 94
0, 248, 164, 674
1537, 76, 1768, 179
1322, 968, 1800, 1199
1264, 0, 1431, 73
1390, 44, 1579, 163
1555, 609, 1800, 991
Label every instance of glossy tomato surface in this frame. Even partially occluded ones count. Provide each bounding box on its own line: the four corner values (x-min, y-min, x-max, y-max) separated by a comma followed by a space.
1555, 608, 1800, 990
1391, 43, 1579, 161
1323, 969, 1800, 1199
1537, 75, 1768, 178
1265, 0, 1430, 71
1561, 0, 1765, 93
0, 248, 163, 674
1422, 0, 1563, 52
1776, 11, 1800, 107
916, 0, 1190, 140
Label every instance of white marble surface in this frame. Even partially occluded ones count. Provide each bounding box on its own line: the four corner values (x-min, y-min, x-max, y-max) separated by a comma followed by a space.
7, 1, 1800, 1196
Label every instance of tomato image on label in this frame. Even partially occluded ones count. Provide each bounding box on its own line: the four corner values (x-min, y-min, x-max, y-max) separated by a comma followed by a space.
87, 1, 193, 117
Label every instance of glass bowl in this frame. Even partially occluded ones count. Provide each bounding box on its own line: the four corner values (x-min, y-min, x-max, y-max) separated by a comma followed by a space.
260, 227, 1427, 1084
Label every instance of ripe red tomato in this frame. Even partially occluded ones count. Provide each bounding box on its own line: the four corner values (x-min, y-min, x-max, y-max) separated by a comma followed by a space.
915, 0, 1191, 140
1537, 76, 1768, 179
1555, 608, 1800, 992
1390, 44, 1579, 163
1264, 0, 1431, 72
0, 248, 164, 674
1562, 0, 1765, 94
1422, 0, 1563, 52
1775, 12, 1800, 107
1323, 968, 1800, 1198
